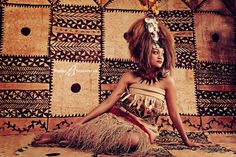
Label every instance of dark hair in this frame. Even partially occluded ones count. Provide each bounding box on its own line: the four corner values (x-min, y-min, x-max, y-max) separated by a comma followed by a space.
124, 17, 176, 72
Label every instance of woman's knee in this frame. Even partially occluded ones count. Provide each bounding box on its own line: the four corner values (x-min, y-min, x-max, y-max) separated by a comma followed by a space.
120, 132, 140, 149
130, 133, 140, 146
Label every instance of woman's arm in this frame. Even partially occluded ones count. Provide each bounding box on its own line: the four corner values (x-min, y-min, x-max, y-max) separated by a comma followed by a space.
77, 72, 132, 125
165, 76, 203, 147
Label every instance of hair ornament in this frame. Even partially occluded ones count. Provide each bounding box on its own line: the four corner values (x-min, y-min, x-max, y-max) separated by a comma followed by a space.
141, 0, 161, 49
144, 15, 161, 49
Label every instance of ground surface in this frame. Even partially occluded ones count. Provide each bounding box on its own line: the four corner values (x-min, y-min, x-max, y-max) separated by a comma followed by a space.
0, 133, 236, 157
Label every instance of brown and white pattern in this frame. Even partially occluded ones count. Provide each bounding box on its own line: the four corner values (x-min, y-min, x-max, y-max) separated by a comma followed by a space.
0, 0, 235, 139
50, 60, 99, 116
50, 4, 103, 61
1, 4, 50, 56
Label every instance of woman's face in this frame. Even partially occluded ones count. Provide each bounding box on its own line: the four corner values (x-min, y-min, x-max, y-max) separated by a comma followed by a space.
150, 48, 164, 68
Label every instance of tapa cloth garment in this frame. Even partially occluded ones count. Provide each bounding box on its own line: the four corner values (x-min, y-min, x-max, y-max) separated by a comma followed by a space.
52, 113, 172, 157
118, 83, 166, 142
54, 113, 151, 156
34, 83, 172, 156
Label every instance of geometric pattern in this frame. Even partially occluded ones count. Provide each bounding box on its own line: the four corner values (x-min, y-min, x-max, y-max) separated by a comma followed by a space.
100, 58, 138, 84
157, 130, 209, 144
195, 61, 236, 85
0, 90, 49, 109
157, 115, 202, 132
59, 0, 97, 6
0, 55, 50, 67
1, 4, 50, 55
50, 5, 103, 61
194, 13, 235, 63
4, 1, 50, 5
99, 58, 137, 102
0, 55, 51, 118
0, 67, 50, 83
0, 0, 235, 137
196, 90, 236, 116
106, 0, 143, 10
169, 68, 198, 115
181, 0, 199, 10
48, 117, 81, 131
0, 108, 50, 118
157, 115, 236, 133
174, 36, 196, 69
196, 90, 236, 100
195, 61, 236, 116
0, 7, 3, 52
158, 10, 196, 69
100, 90, 112, 103
157, 0, 190, 11
0, 118, 47, 135
104, 10, 144, 59
158, 11, 194, 32
202, 116, 236, 132
159, 132, 232, 153
197, 0, 232, 16
50, 60, 99, 116
0, 55, 51, 83
197, 104, 236, 116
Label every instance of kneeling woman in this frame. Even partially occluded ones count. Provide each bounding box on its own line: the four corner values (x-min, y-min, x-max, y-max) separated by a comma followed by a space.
32, 16, 203, 157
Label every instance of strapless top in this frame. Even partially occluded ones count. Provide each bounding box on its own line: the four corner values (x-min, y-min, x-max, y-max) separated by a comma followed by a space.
119, 83, 165, 125
117, 83, 166, 142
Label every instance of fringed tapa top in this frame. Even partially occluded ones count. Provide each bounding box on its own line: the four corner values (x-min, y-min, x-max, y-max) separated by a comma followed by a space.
117, 83, 166, 142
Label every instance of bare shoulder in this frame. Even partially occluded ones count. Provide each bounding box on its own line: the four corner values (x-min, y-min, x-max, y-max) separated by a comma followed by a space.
162, 74, 176, 90
120, 71, 138, 84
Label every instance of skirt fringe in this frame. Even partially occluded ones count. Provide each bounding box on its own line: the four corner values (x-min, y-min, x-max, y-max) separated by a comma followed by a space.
41, 113, 172, 157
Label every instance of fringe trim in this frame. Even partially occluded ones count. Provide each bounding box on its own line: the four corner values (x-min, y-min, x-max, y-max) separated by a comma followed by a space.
120, 92, 164, 113
53, 113, 152, 157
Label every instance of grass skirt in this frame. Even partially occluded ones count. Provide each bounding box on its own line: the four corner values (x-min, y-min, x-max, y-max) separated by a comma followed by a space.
42, 113, 172, 157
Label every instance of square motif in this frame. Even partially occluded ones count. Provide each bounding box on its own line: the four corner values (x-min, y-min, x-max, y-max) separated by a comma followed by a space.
171, 68, 197, 115
194, 13, 235, 63
50, 5, 102, 61
104, 11, 144, 59
51, 60, 99, 116
2, 5, 50, 55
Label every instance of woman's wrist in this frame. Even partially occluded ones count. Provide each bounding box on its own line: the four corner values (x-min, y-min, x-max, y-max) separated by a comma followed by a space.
183, 138, 191, 145
78, 118, 86, 125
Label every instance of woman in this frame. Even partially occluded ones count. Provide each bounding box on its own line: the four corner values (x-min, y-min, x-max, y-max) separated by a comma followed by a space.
32, 16, 204, 156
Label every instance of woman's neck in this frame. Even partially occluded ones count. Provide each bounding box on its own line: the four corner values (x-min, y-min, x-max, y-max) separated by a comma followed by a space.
145, 67, 160, 74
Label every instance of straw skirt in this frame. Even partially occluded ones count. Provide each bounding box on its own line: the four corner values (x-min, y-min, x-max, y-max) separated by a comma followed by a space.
38, 113, 172, 157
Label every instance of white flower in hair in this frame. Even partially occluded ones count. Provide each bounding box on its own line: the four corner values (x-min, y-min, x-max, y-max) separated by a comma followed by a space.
152, 31, 159, 40
144, 16, 160, 48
